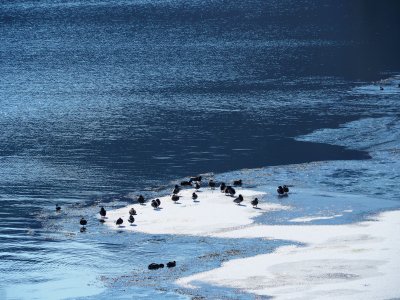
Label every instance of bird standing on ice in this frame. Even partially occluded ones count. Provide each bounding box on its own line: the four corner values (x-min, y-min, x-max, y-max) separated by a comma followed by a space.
99, 206, 106, 218
116, 217, 123, 227
192, 192, 198, 200
251, 198, 258, 208
233, 194, 244, 205
128, 215, 135, 225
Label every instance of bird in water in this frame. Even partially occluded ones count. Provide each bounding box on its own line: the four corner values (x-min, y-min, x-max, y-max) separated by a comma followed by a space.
99, 206, 106, 218
277, 186, 284, 196
251, 198, 259, 208
192, 192, 198, 200
220, 182, 226, 192
138, 195, 145, 205
233, 194, 244, 205
172, 185, 180, 195
80, 217, 87, 229
55, 204, 61, 212
233, 179, 242, 186
208, 180, 216, 190
116, 217, 123, 226
283, 185, 289, 193
129, 208, 137, 215
148, 263, 164, 270
128, 215, 135, 225
380, 86, 384, 91
171, 194, 180, 203
181, 180, 191, 186
151, 199, 160, 209
167, 261, 176, 268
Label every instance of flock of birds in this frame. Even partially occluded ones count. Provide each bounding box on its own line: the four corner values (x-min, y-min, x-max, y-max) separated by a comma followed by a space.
55, 176, 290, 269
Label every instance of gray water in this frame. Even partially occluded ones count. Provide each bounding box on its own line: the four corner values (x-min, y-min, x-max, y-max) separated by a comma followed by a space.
1, 0, 400, 299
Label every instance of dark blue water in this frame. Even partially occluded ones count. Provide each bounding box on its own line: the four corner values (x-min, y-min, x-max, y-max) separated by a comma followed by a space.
1, 0, 400, 299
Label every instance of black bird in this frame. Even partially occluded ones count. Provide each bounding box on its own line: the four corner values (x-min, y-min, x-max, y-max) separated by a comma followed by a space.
181, 181, 192, 186
129, 208, 137, 215
155, 198, 161, 206
233, 194, 244, 205
148, 263, 164, 270
192, 192, 198, 200
138, 195, 145, 205
277, 186, 284, 195
224, 186, 236, 196
55, 204, 61, 212
171, 195, 180, 203
151, 199, 159, 209
251, 198, 259, 208
116, 217, 123, 226
283, 185, 289, 193
167, 261, 176, 268
99, 206, 106, 218
189, 176, 202, 183
208, 180, 216, 190
194, 182, 201, 191
220, 182, 226, 192
172, 185, 180, 195
128, 215, 135, 224
380, 86, 384, 91
233, 179, 242, 186
80, 217, 87, 228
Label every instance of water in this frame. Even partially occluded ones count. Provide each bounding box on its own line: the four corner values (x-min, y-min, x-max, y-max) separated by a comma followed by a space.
1, 0, 400, 299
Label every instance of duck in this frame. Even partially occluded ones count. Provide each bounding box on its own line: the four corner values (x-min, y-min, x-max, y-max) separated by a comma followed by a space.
192, 192, 198, 200
233, 179, 242, 186
172, 185, 180, 195
189, 176, 202, 183
171, 194, 180, 203
233, 194, 244, 205
151, 199, 159, 209
208, 180, 216, 189
148, 263, 164, 270
155, 198, 161, 206
116, 217, 123, 226
167, 261, 176, 268
80, 217, 87, 228
251, 198, 259, 208
55, 204, 61, 212
283, 185, 289, 193
129, 208, 137, 215
128, 215, 135, 224
277, 186, 284, 195
224, 186, 236, 196
220, 182, 226, 192
138, 195, 145, 205
380, 86, 384, 91
181, 181, 192, 186
99, 206, 106, 218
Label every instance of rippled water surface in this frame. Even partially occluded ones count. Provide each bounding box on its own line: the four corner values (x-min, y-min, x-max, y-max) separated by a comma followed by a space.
1, 0, 400, 299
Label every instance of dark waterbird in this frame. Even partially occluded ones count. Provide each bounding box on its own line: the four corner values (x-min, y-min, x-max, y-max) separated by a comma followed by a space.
151, 199, 160, 209
138, 195, 145, 205
233, 194, 244, 205
220, 182, 226, 192
155, 198, 161, 206
181, 181, 191, 186
116, 217, 124, 226
55, 204, 61, 212
148, 263, 164, 270
224, 186, 236, 196
251, 198, 259, 208
192, 192, 198, 200
167, 261, 176, 268
128, 215, 135, 224
171, 194, 180, 203
380, 86, 384, 90
172, 185, 180, 195
277, 186, 284, 195
99, 206, 106, 218
233, 179, 242, 186
80, 217, 87, 228
189, 176, 202, 183
283, 185, 289, 193
209, 180, 216, 190
194, 182, 201, 191
129, 208, 137, 215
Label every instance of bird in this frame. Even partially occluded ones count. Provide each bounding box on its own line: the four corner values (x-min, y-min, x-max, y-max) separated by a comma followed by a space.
251, 198, 259, 208
129, 208, 137, 215
194, 182, 201, 191
172, 185, 180, 195
116, 217, 123, 226
138, 195, 145, 205
181, 181, 191, 186
380, 86, 384, 91
128, 215, 135, 224
171, 195, 180, 203
155, 198, 161, 206
55, 204, 61, 212
208, 180, 216, 190
277, 186, 284, 195
233, 179, 242, 186
167, 261, 176, 268
220, 182, 226, 192
80, 217, 87, 228
148, 263, 164, 270
99, 206, 106, 218
189, 176, 202, 183
192, 192, 198, 200
283, 185, 289, 193
151, 199, 159, 209
224, 186, 236, 196
233, 194, 244, 205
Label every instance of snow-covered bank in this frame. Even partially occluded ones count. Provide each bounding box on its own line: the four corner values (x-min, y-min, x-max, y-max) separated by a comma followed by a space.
106, 188, 289, 236
177, 210, 400, 299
